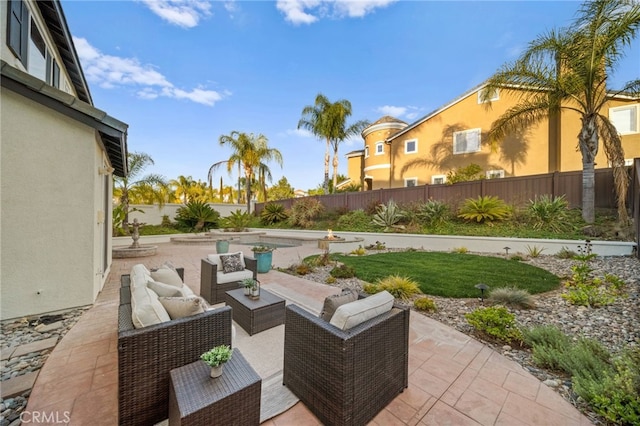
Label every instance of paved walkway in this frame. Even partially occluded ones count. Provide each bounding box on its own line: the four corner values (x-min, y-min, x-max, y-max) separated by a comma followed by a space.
23, 242, 592, 425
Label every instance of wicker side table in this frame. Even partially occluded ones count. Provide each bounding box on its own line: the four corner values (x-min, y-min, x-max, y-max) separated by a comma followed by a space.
168, 350, 261, 425
225, 288, 285, 336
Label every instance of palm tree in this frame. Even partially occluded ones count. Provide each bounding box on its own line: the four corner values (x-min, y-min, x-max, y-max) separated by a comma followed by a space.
170, 175, 197, 204
298, 93, 369, 194
483, 0, 639, 223
209, 131, 283, 214
113, 151, 168, 233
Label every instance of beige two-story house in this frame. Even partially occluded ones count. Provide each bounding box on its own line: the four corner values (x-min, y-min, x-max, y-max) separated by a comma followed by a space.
1, 0, 128, 319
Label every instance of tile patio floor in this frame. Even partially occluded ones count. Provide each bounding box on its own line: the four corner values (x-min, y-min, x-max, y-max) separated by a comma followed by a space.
23, 242, 592, 425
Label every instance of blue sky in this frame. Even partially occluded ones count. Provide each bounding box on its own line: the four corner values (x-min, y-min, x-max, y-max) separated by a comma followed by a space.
62, 0, 640, 192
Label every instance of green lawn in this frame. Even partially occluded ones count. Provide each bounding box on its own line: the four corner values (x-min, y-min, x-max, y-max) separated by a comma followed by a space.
332, 252, 561, 298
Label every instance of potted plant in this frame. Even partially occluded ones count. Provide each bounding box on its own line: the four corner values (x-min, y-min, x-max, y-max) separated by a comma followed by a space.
251, 245, 274, 273
240, 278, 254, 296
201, 345, 233, 378
215, 238, 230, 254
249, 279, 260, 299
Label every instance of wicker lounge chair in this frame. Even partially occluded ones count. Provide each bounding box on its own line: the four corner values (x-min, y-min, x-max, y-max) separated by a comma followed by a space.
200, 256, 258, 304
118, 269, 233, 426
283, 301, 410, 426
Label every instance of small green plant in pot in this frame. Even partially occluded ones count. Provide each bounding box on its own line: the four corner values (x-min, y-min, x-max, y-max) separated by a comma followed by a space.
201, 345, 233, 378
252, 245, 275, 273
240, 278, 254, 296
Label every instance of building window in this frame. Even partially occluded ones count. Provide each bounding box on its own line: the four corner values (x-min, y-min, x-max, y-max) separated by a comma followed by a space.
609, 105, 639, 135
364, 145, 369, 158
7, 0, 29, 64
486, 169, 505, 179
375, 142, 384, 155
404, 178, 418, 187
405, 139, 417, 154
28, 19, 47, 81
478, 87, 499, 104
431, 175, 446, 185
453, 128, 481, 154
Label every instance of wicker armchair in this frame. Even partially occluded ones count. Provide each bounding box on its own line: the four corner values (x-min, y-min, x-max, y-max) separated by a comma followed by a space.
118, 271, 233, 426
283, 301, 410, 426
200, 256, 258, 304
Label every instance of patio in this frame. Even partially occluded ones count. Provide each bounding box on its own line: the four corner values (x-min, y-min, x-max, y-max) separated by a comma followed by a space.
23, 242, 592, 425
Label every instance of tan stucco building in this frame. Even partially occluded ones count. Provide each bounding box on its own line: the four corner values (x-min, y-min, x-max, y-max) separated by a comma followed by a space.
348, 85, 639, 190
1, 0, 128, 319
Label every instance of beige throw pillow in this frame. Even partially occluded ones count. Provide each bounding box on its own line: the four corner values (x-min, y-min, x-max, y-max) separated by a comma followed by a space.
151, 266, 183, 287
319, 289, 358, 321
147, 280, 183, 297
158, 296, 205, 319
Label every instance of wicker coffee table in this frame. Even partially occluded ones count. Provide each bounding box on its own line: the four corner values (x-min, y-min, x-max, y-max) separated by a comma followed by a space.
168, 349, 261, 425
225, 288, 285, 336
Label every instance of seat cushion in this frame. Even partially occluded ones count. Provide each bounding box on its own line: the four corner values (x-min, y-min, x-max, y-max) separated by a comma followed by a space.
319, 289, 358, 321
147, 280, 183, 297
216, 269, 253, 284
130, 264, 152, 290
329, 290, 395, 331
158, 296, 206, 319
131, 285, 171, 328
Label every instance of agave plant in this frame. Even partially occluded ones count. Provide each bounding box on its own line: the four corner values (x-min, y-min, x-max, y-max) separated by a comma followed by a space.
260, 202, 288, 225
174, 201, 220, 231
527, 195, 570, 232
221, 209, 252, 232
417, 199, 450, 226
371, 200, 404, 232
458, 196, 510, 223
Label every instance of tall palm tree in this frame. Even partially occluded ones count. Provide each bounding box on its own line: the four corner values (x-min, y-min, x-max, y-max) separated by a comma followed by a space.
483, 0, 639, 223
209, 131, 283, 214
113, 151, 168, 233
298, 93, 369, 194
170, 175, 197, 204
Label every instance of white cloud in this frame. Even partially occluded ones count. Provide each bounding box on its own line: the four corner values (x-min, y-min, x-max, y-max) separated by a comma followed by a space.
377, 105, 406, 117
277, 0, 396, 25
74, 37, 225, 106
140, 0, 212, 28
284, 128, 314, 138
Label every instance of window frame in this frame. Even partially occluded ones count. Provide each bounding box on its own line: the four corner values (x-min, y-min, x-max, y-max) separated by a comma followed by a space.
364, 145, 369, 158
485, 169, 505, 179
431, 175, 446, 185
404, 177, 418, 187
477, 87, 499, 104
375, 142, 385, 156
609, 104, 639, 135
7, 0, 29, 64
453, 128, 482, 155
404, 139, 417, 154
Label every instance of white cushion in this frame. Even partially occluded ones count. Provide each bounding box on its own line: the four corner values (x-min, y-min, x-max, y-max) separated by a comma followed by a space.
151, 266, 183, 287
147, 280, 184, 297
130, 264, 152, 290
130, 285, 171, 328
158, 296, 205, 319
216, 269, 253, 284
208, 252, 245, 270
329, 291, 395, 331
181, 285, 195, 297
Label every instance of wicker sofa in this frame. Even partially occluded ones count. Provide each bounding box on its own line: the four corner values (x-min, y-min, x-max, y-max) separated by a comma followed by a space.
283, 298, 410, 426
200, 254, 258, 304
118, 268, 233, 426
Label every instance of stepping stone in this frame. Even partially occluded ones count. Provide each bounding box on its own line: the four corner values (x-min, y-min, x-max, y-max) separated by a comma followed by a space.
1, 347, 16, 361
34, 321, 63, 332
0, 371, 38, 398
11, 337, 58, 358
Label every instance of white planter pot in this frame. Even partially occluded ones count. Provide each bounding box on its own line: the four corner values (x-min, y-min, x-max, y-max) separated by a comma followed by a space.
210, 365, 223, 378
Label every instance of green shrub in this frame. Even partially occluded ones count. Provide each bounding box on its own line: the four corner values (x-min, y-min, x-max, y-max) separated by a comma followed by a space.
161, 215, 172, 227
556, 246, 577, 259
289, 198, 324, 228
452, 246, 468, 254
220, 209, 251, 232
329, 264, 356, 278
414, 296, 437, 311
371, 275, 422, 301
527, 195, 570, 232
325, 276, 337, 284
562, 257, 626, 307
260, 203, 288, 225
458, 196, 510, 223
522, 325, 572, 370
509, 254, 524, 261
446, 163, 484, 184
525, 245, 545, 258
295, 263, 312, 275
371, 200, 404, 231
174, 201, 220, 231
365, 241, 386, 250
350, 246, 366, 256
465, 306, 523, 344
488, 287, 535, 309
417, 199, 450, 226
336, 209, 374, 232
362, 282, 378, 294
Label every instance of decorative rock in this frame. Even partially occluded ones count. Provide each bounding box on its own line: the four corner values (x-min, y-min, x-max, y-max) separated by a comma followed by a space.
544, 379, 560, 387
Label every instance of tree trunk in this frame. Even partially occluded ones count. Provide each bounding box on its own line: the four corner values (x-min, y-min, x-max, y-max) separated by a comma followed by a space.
237, 163, 242, 205
332, 148, 339, 193
579, 115, 598, 224
323, 139, 330, 195
122, 192, 130, 234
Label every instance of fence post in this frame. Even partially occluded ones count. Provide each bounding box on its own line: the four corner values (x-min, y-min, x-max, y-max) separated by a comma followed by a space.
553, 171, 560, 198
424, 184, 429, 200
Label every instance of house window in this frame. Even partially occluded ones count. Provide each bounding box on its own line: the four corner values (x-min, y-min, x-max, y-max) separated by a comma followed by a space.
364, 145, 369, 158
375, 142, 384, 155
453, 129, 481, 154
404, 178, 418, 187
7, 0, 29, 63
431, 175, 446, 185
478, 87, 499, 104
405, 139, 417, 154
28, 19, 47, 81
609, 105, 639, 135
486, 169, 505, 179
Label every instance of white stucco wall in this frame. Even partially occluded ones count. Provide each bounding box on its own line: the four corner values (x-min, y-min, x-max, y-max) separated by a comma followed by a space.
127, 203, 250, 225
1, 88, 105, 319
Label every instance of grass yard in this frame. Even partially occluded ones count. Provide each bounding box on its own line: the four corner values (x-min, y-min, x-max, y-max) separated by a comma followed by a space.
333, 251, 561, 298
